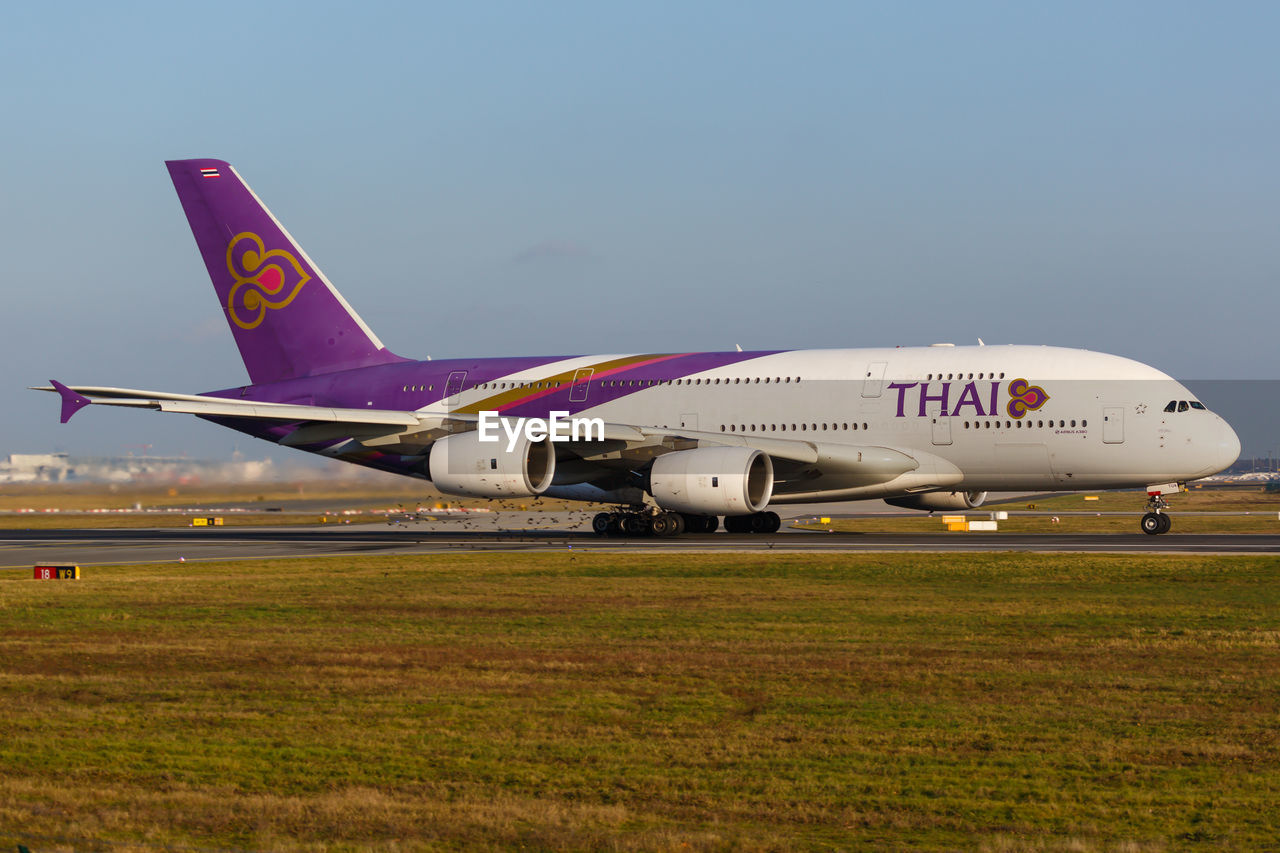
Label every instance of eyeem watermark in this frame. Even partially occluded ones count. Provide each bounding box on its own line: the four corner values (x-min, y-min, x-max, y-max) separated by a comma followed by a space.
477, 410, 605, 452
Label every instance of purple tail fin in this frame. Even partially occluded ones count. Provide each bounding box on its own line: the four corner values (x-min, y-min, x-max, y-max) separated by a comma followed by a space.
166, 158, 405, 384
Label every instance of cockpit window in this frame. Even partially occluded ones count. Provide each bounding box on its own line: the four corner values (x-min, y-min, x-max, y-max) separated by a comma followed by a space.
1178, 401, 1190, 412
1190, 401, 1206, 410
1164, 401, 1177, 412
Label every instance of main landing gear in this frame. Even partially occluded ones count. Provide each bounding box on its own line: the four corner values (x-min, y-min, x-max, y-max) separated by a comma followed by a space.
592, 509, 696, 538
1140, 492, 1173, 535
590, 509, 781, 537
723, 512, 782, 534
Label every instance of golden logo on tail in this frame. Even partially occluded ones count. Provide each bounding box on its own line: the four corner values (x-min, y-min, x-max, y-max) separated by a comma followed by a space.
225, 232, 311, 329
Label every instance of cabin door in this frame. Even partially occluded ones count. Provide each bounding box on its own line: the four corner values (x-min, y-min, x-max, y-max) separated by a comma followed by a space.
569, 368, 593, 403
1102, 407, 1124, 444
445, 371, 467, 408
928, 402, 952, 446
862, 362, 887, 398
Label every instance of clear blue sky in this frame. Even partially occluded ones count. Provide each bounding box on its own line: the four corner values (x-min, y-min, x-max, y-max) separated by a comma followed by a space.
3, 1, 1277, 459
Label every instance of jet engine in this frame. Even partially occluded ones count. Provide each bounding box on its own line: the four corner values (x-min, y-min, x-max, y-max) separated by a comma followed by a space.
428, 429, 555, 498
884, 490, 987, 511
649, 446, 773, 515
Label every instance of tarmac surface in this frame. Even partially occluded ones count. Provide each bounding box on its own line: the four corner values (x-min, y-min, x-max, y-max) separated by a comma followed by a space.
2, 515, 1278, 568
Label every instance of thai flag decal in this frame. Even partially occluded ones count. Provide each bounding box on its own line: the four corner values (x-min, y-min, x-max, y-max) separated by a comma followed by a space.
200, 167, 221, 178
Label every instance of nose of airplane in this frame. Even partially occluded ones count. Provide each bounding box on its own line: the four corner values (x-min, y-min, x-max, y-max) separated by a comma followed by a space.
1208, 416, 1242, 476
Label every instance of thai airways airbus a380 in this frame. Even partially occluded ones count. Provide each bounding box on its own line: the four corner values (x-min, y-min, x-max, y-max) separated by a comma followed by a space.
38, 159, 1240, 536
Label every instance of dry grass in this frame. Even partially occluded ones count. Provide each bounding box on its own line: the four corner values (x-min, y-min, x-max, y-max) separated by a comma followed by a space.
797, 513, 1280, 534
2, 553, 1278, 850
0, 480, 603, 529
793, 487, 1280, 534
0, 480, 424, 511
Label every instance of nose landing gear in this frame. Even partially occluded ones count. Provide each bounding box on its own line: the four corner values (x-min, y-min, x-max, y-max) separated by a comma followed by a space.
1140, 508, 1171, 535
1140, 485, 1181, 535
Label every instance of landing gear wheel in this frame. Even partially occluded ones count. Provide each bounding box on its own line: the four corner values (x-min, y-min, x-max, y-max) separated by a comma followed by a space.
592, 512, 612, 536
649, 513, 680, 537
680, 513, 711, 534
726, 512, 780, 534
1140, 490, 1177, 535
623, 515, 649, 536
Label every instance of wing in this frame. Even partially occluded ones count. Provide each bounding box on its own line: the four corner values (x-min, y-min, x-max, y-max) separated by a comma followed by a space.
34, 382, 962, 500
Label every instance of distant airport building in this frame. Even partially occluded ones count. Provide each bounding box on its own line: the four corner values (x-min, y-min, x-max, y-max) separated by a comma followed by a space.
0, 453, 279, 484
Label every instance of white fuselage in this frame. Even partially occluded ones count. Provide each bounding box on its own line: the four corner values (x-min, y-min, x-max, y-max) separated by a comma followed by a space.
425, 344, 1239, 502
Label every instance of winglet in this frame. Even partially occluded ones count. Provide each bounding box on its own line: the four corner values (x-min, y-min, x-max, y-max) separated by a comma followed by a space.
49, 380, 91, 423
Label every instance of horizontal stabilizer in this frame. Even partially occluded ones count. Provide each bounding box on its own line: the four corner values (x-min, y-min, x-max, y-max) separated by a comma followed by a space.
32, 384, 420, 427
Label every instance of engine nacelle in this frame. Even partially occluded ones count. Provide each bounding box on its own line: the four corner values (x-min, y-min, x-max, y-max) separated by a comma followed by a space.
884, 490, 987, 511
428, 429, 555, 498
649, 446, 773, 515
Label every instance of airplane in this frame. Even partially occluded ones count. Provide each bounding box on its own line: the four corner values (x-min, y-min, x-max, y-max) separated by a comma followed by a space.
37, 158, 1240, 536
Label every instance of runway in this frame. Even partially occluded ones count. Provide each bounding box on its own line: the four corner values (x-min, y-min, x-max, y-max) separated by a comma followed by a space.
2, 522, 1277, 568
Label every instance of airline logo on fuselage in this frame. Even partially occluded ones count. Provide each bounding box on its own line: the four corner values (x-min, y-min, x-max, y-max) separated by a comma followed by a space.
887, 379, 1050, 419
1005, 378, 1050, 419
225, 232, 311, 329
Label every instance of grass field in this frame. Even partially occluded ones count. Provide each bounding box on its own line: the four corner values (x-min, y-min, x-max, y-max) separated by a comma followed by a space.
2, 553, 1279, 851
0, 481, 600, 529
